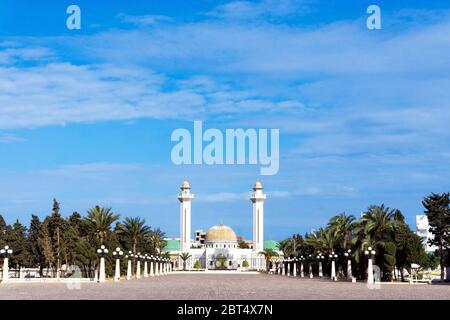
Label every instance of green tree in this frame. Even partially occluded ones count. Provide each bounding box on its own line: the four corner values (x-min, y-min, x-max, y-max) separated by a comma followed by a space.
193, 260, 201, 270
149, 227, 166, 255
7, 220, 31, 268
238, 240, 249, 249
118, 217, 151, 254
422, 192, 450, 281
85, 206, 120, 245
28, 215, 45, 275
328, 213, 355, 250
179, 252, 192, 270
258, 249, 279, 272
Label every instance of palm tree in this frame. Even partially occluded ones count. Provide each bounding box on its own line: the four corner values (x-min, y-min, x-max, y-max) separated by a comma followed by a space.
118, 217, 151, 254
258, 249, 279, 272
279, 234, 303, 257
359, 205, 396, 241
356, 205, 398, 280
150, 228, 167, 255
328, 213, 355, 250
85, 206, 120, 244
179, 252, 192, 270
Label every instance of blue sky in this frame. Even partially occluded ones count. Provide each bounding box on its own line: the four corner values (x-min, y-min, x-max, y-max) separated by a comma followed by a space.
0, 0, 450, 241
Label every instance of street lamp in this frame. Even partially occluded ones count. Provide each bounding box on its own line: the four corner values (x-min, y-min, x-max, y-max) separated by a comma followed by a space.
286, 258, 291, 276
165, 258, 169, 274
1, 245, 13, 282
308, 254, 313, 278
149, 255, 155, 277
136, 253, 142, 279
293, 257, 298, 277
316, 253, 325, 278
328, 251, 338, 281
96, 245, 109, 283
164, 258, 168, 275
155, 257, 160, 276
125, 251, 133, 280
299, 256, 305, 278
364, 246, 376, 284
112, 247, 123, 282
143, 254, 149, 278
344, 249, 353, 280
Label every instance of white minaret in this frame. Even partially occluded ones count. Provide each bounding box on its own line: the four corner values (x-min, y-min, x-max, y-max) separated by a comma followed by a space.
250, 180, 266, 253
178, 180, 194, 251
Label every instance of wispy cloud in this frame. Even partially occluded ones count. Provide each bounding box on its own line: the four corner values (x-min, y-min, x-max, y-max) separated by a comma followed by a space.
205, 0, 308, 20
117, 13, 174, 26
0, 133, 26, 143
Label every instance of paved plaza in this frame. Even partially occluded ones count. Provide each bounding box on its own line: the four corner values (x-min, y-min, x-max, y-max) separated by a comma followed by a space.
0, 273, 449, 300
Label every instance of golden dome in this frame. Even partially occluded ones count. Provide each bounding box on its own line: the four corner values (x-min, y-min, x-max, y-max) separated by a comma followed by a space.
181, 180, 191, 189
205, 224, 237, 242
253, 180, 263, 190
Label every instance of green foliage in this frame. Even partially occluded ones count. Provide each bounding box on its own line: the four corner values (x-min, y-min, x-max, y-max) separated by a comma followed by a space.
383, 242, 396, 281
242, 260, 249, 268
238, 240, 249, 249
179, 252, 192, 270
279, 201, 449, 281
193, 260, 201, 269
0, 199, 166, 279
258, 249, 279, 271
422, 192, 450, 281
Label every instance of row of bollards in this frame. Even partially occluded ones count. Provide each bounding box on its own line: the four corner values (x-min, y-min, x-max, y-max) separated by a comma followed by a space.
98, 246, 173, 283
274, 249, 376, 284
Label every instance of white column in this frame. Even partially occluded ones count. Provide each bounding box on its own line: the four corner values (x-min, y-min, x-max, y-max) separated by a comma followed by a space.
99, 257, 106, 283
250, 181, 266, 253
114, 259, 121, 282
309, 264, 313, 278
178, 181, 194, 251
155, 261, 160, 276
367, 258, 374, 284
293, 262, 297, 277
144, 260, 148, 278
126, 259, 132, 280
282, 262, 285, 276
287, 262, 290, 276
300, 262, 304, 278
331, 260, 336, 281
2, 257, 9, 283
150, 260, 154, 276
319, 261, 323, 278
347, 259, 352, 280
136, 260, 141, 279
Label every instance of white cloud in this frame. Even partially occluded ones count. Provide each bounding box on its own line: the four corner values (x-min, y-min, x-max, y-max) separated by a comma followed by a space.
0, 133, 26, 143
117, 13, 174, 26
206, 0, 307, 20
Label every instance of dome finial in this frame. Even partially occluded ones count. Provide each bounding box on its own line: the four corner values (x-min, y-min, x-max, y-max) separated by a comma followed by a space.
181, 179, 191, 190
253, 179, 263, 190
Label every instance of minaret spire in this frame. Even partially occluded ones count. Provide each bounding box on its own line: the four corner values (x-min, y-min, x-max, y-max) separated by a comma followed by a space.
250, 179, 266, 253
178, 180, 194, 251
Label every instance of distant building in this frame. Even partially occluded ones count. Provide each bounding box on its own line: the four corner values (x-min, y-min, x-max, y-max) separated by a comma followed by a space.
195, 230, 206, 244
415, 215, 437, 254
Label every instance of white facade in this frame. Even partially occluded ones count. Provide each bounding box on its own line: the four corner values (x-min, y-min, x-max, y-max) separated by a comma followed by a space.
416, 215, 437, 253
